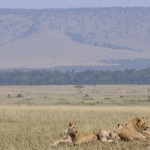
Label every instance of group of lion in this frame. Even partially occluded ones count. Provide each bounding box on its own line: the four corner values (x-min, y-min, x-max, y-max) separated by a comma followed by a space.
50, 117, 150, 147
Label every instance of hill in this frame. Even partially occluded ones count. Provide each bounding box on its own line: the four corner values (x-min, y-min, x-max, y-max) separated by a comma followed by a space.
0, 8, 150, 69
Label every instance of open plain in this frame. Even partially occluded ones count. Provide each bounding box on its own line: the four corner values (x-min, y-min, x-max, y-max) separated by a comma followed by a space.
0, 85, 150, 149
0, 85, 150, 106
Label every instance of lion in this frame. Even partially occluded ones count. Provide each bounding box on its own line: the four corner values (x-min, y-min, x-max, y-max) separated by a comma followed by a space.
117, 117, 149, 141
68, 123, 120, 144
117, 122, 150, 140
67, 122, 98, 145
50, 122, 121, 147
50, 122, 98, 147
98, 130, 120, 142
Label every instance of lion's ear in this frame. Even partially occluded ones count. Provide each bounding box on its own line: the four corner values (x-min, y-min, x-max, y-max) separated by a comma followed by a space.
118, 123, 122, 127
109, 132, 112, 137
136, 117, 141, 123
137, 119, 140, 122
68, 122, 76, 127
68, 122, 72, 127
118, 123, 123, 129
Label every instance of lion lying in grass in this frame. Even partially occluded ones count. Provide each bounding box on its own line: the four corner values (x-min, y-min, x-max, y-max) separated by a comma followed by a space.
117, 117, 149, 141
67, 122, 98, 145
50, 122, 119, 147
98, 129, 120, 142
50, 122, 98, 147
68, 122, 121, 145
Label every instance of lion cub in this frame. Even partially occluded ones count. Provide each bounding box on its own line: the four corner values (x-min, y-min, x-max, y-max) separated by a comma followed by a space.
98, 130, 120, 142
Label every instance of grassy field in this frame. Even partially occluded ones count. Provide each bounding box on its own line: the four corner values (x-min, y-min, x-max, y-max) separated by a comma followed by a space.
0, 85, 150, 106
0, 106, 150, 150
0, 85, 150, 149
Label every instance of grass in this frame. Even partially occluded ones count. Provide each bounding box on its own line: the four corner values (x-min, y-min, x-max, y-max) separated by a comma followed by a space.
0, 106, 150, 150
0, 85, 150, 149
0, 85, 150, 106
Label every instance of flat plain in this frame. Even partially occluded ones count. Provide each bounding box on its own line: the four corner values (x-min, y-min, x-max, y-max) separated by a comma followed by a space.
0, 85, 150, 106
0, 85, 150, 150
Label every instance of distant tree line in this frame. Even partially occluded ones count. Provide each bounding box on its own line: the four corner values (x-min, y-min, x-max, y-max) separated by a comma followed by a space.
0, 67, 150, 85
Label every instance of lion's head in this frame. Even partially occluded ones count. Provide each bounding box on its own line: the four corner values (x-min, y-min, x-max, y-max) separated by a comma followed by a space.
130, 117, 149, 132
68, 122, 78, 136
108, 131, 121, 141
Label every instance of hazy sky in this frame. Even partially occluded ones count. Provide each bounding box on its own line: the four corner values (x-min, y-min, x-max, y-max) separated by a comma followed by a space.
0, 0, 150, 9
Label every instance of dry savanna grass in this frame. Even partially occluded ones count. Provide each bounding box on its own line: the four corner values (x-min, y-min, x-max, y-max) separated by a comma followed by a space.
0, 85, 150, 106
0, 106, 150, 150
0, 85, 150, 149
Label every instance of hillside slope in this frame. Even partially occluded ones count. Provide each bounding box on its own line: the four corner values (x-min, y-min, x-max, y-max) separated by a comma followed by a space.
1, 28, 150, 68
0, 8, 150, 69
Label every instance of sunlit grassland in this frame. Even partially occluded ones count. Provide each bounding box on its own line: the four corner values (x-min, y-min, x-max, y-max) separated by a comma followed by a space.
0, 85, 150, 106
0, 106, 150, 150
0, 85, 150, 149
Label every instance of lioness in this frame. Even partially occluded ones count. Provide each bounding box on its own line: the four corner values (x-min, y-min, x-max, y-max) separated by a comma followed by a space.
50, 122, 98, 147
68, 123, 120, 144
68, 122, 98, 145
50, 122, 121, 147
117, 117, 149, 141
118, 123, 150, 140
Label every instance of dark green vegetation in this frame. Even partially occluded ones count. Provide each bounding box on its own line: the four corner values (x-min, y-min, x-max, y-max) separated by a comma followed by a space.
0, 67, 150, 85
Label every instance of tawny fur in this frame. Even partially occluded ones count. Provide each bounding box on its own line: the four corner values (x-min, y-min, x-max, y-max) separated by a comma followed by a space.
67, 123, 98, 145
98, 130, 120, 142
142, 131, 150, 139
117, 117, 149, 141
68, 123, 120, 144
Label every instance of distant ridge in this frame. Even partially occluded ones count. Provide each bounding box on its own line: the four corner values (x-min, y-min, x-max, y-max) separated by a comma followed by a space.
0, 8, 150, 69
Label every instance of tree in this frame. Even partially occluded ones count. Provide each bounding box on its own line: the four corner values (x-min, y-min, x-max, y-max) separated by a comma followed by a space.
74, 85, 84, 93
